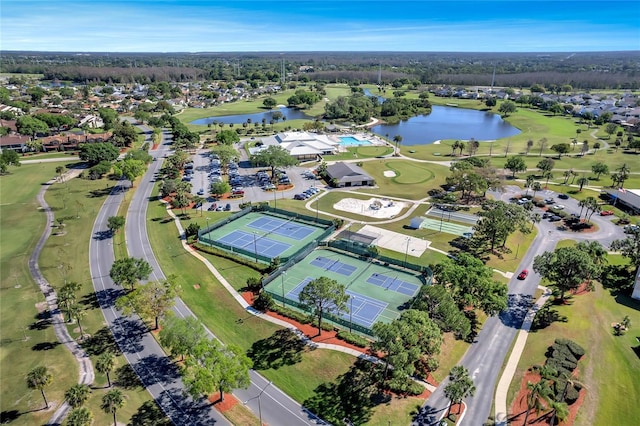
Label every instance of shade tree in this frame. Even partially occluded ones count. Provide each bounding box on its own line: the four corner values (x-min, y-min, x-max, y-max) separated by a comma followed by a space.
109, 256, 152, 290
159, 316, 207, 361
26, 366, 53, 409
250, 145, 298, 181
298, 276, 349, 335
116, 276, 181, 330
443, 365, 476, 415
533, 247, 595, 301
504, 155, 526, 178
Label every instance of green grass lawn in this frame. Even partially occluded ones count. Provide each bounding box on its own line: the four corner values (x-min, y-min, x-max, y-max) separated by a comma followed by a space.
506, 262, 640, 426
36, 172, 161, 424
358, 160, 450, 200
0, 163, 80, 425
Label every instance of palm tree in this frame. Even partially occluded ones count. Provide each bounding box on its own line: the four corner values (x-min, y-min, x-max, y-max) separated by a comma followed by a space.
530, 213, 542, 231
532, 182, 542, 199
96, 351, 116, 387
543, 171, 553, 188
576, 176, 589, 191
192, 195, 205, 216
65, 384, 91, 408
526, 139, 534, 155
451, 140, 460, 156
525, 175, 535, 196
66, 407, 93, 426
443, 365, 476, 416
68, 303, 86, 339
549, 400, 570, 425
26, 366, 53, 409
523, 380, 552, 425
562, 170, 571, 185
101, 388, 125, 426
393, 135, 403, 155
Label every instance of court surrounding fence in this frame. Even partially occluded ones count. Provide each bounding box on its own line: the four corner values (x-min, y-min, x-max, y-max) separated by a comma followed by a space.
323, 239, 433, 285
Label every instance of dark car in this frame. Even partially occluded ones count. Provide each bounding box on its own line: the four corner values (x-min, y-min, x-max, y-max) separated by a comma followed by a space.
208, 203, 217, 211
549, 215, 562, 222
558, 193, 569, 200
224, 203, 231, 211
193, 202, 202, 209
294, 193, 306, 200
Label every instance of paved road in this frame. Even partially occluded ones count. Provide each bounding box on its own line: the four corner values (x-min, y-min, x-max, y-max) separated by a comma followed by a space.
124, 126, 324, 425
89, 127, 230, 425
414, 185, 625, 425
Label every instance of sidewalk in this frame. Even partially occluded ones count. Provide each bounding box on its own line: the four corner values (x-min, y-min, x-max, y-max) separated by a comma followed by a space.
494, 285, 552, 425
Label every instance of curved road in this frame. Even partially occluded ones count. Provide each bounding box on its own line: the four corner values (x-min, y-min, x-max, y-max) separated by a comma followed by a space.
414, 185, 625, 425
122, 125, 324, 425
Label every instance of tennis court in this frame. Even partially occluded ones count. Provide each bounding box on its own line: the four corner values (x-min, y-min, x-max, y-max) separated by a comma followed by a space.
199, 211, 329, 262
217, 230, 291, 258
246, 216, 317, 241
286, 276, 389, 329
266, 249, 425, 331
366, 273, 420, 296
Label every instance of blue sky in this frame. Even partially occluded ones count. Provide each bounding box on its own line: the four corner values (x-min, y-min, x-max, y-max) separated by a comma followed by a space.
2, 0, 639, 52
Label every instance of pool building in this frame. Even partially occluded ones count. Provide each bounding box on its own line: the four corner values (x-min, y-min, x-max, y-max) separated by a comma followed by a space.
250, 131, 383, 161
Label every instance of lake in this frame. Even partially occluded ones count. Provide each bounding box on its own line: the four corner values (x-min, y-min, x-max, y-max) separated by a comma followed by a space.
190, 107, 310, 126
370, 106, 521, 145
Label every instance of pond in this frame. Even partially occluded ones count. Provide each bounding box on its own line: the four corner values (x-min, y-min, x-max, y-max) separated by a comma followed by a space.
364, 89, 521, 145
190, 107, 311, 126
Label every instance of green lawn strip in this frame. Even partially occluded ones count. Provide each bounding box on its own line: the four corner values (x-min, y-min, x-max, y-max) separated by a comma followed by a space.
0, 163, 79, 425
21, 152, 80, 160
484, 229, 537, 273
39, 174, 158, 421
362, 395, 425, 426
432, 332, 475, 383
505, 273, 640, 426
258, 349, 356, 405
359, 160, 450, 200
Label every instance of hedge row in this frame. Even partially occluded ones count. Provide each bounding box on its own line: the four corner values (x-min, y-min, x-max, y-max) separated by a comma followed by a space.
336, 331, 370, 348
192, 242, 271, 273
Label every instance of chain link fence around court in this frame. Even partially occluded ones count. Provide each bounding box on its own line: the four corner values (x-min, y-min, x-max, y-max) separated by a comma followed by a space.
198, 205, 335, 265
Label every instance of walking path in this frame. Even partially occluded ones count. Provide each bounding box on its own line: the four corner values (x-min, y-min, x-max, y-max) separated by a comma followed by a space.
494, 286, 553, 425
30, 176, 95, 425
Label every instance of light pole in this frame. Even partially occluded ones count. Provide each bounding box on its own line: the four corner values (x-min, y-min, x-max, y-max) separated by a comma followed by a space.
244, 381, 272, 426
281, 271, 286, 308
404, 237, 410, 267
253, 232, 258, 263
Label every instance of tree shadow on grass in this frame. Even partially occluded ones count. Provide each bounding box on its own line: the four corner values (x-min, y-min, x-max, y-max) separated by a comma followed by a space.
29, 311, 53, 331
32, 341, 61, 351
247, 329, 306, 370
303, 359, 381, 426
128, 400, 172, 426
81, 326, 120, 356
0, 410, 21, 423
531, 301, 568, 331
115, 364, 144, 390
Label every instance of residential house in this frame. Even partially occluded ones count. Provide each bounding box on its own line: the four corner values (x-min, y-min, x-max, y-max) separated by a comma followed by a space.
0, 135, 30, 153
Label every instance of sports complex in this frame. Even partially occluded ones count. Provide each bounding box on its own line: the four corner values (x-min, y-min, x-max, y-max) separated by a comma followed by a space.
198, 206, 431, 336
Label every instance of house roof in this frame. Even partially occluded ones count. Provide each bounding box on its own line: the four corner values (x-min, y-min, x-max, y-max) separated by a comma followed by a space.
326, 162, 374, 183
0, 135, 30, 146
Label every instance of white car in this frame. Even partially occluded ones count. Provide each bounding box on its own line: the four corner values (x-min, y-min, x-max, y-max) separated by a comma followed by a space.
553, 204, 565, 210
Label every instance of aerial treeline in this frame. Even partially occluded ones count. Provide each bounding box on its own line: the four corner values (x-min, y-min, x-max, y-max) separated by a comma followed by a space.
1, 51, 638, 88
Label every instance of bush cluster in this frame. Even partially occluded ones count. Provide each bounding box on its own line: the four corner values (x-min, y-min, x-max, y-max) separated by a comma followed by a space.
336, 331, 369, 348
192, 242, 271, 273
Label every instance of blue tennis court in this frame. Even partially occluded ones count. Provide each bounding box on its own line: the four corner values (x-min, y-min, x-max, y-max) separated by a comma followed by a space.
343, 290, 388, 328
217, 230, 291, 258
366, 273, 420, 296
246, 216, 316, 241
310, 256, 357, 277
286, 277, 387, 329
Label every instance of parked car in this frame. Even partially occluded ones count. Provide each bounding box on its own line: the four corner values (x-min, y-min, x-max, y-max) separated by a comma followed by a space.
600, 210, 614, 216
517, 269, 529, 280
197, 188, 205, 195
224, 203, 231, 211
294, 193, 306, 200
549, 215, 562, 221
624, 224, 639, 233
544, 198, 555, 204
208, 203, 217, 211
558, 193, 569, 199
552, 204, 565, 210
542, 212, 551, 219
193, 202, 202, 209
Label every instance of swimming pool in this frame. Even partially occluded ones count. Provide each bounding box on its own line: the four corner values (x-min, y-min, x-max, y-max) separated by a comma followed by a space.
339, 136, 372, 146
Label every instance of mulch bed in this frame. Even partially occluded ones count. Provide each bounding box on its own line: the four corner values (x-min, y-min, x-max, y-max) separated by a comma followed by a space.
508, 371, 585, 426
210, 393, 240, 412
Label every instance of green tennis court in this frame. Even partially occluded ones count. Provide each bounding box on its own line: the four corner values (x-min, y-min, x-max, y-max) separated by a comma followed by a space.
199, 211, 328, 261
265, 248, 425, 331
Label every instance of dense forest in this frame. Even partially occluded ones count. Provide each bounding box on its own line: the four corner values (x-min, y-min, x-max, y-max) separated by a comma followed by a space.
1, 51, 639, 89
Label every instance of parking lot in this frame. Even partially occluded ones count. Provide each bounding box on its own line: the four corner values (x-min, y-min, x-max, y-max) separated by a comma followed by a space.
186, 148, 324, 212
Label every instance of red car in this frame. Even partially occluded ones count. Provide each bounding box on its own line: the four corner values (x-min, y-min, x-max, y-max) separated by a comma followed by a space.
517, 269, 529, 280
600, 210, 614, 216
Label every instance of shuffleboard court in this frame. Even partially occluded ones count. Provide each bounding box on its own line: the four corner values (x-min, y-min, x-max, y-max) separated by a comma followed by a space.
310, 256, 357, 276
246, 216, 317, 241
217, 229, 291, 258
366, 273, 420, 296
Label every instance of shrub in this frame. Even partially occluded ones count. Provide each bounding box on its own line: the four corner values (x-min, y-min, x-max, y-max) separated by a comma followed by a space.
246, 276, 262, 292
253, 291, 274, 311
270, 304, 311, 324
185, 222, 200, 238
555, 338, 585, 358
192, 242, 271, 273
336, 331, 369, 348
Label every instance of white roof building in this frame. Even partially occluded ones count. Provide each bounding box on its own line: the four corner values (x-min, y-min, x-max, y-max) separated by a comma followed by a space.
254, 131, 339, 161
